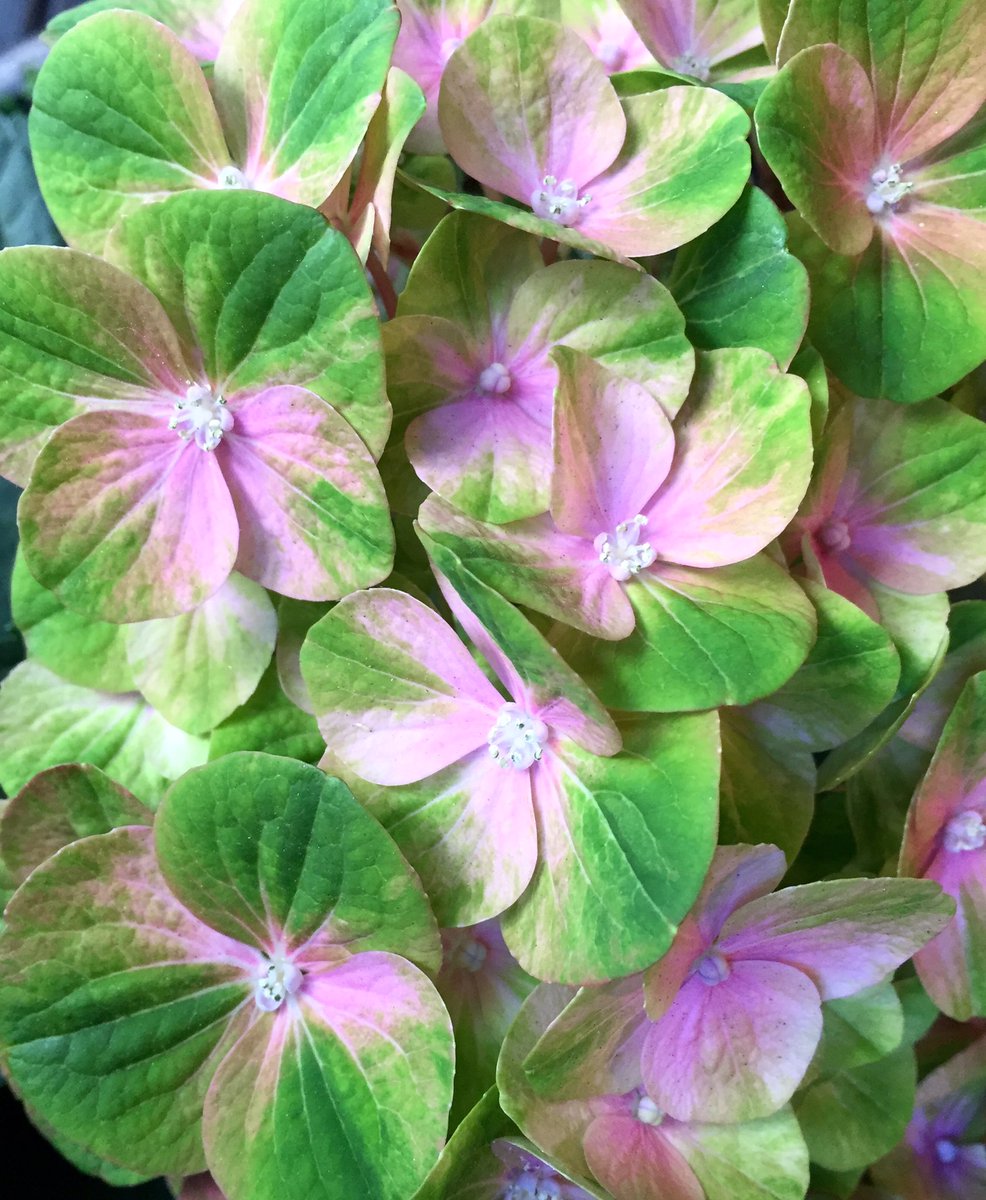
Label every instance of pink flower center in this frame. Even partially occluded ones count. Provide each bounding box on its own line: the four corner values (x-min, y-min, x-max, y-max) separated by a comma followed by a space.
817, 519, 852, 553
866, 163, 913, 215
478, 361, 512, 395
487, 703, 548, 770
692, 950, 731, 986
170, 383, 234, 452
530, 175, 591, 227
594, 515, 655, 581
596, 39, 626, 72
254, 954, 303, 1012
944, 810, 986, 853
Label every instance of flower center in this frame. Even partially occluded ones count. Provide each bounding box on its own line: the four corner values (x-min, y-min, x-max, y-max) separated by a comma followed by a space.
478, 361, 512, 395
817, 519, 852, 553
692, 950, 731, 987
671, 51, 711, 80
944, 810, 986, 853
487, 703, 548, 770
503, 1171, 563, 1200
170, 383, 234, 452
594, 515, 656, 581
530, 175, 591, 227
440, 35, 463, 63
217, 165, 248, 189
866, 163, 913, 215
597, 39, 626, 72
254, 955, 302, 1012
454, 936, 489, 972
936, 1138, 959, 1165
634, 1093, 665, 1126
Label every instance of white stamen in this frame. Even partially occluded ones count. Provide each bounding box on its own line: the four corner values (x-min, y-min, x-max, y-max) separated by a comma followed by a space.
478, 361, 512, 395
530, 175, 591, 227
503, 1170, 563, 1200
944, 810, 986, 853
487, 702, 549, 771
671, 52, 711, 81
254, 956, 302, 1012
817, 519, 852, 553
594, 515, 655, 581
217, 165, 248, 190
634, 1094, 665, 1126
454, 937, 489, 973
692, 950, 731, 987
170, 383, 234, 452
866, 163, 913, 214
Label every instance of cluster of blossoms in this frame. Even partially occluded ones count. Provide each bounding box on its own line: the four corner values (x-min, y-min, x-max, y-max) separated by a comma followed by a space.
0, 1, 985, 1200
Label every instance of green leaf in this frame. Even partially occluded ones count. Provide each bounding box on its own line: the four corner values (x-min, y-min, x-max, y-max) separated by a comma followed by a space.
719, 707, 815, 862
155, 753, 441, 970
557, 554, 817, 712
30, 11, 230, 254
0, 661, 208, 804
808, 983, 905, 1080
501, 711, 720, 982
667, 186, 809, 368
793, 1043, 916, 1171
106, 189, 391, 457
0, 826, 253, 1176
11, 550, 135, 693
412, 1089, 517, 1200
208, 661, 325, 764
0, 763, 151, 889
816, 590, 949, 790
749, 581, 901, 753
125, 574, 277, 735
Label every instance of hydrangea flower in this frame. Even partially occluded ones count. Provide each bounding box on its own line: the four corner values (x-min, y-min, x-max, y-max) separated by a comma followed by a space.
30, 0, 399, 253
617, 0, 765, 81
2, 191, 394, 621
301, 548, 719, 982
498, 984, 811, 1200
783, 395, 986, 621
0, 754, 455, 1199
756, 0, 986, 400
900, 672, 986, 1020
421, 346, 818, 711
522, 845, 951, 1126
383, 210, 693, 523
433, 15, 751, 259
874, 1034, 986, 1199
